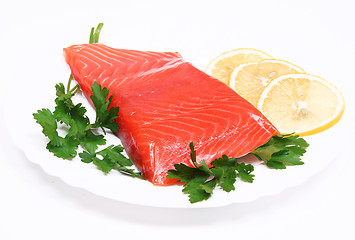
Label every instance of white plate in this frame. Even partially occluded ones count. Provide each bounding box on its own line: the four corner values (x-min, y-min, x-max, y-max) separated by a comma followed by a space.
2, 17, 354, 208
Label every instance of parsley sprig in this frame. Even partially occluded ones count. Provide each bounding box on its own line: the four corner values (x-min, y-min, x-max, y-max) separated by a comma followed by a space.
252, 134, 309, 169
167, 143, 255, 203
33, 23, 142, 179
33, 81, 142, 179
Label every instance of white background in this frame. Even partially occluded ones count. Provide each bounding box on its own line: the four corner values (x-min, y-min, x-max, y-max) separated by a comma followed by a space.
1, 0, 355, 239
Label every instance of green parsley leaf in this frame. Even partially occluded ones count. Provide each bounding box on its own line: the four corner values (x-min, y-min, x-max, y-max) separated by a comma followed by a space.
55, 83, 74, 104
33, 107, 80, 159
90, 81, 120, 133
220, 168, 237, 192
98, 145, 133, 167
98, 145, 143, 178
53, 90, 89, 139
236, 162, 255, 183
200, 178, 218, 194
167, 163, 205, 182
33, 108, 61, 146
79, 151, 94, 163
93, 154, 116, 173
47, 135, 79, 159
211, 155, 239, 192
79, 144, 142, 177
66, 103, 89, 138
183, 176, 212, 203
80, 130, 106, 155
80, 150, 115, 173
53, 98, 72, 125
252, 134, 309, 169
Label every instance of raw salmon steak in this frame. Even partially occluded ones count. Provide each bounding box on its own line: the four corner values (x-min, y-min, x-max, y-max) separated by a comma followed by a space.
64, 43, 279, 185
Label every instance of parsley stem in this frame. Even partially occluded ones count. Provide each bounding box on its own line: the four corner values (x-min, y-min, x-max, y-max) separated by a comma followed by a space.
69, 84, 80, 94
89, 23, 104, 44
67, 74, 73, 93
67, 23, 104, 95
89, 27, 95, 43
93, 23, 104, 43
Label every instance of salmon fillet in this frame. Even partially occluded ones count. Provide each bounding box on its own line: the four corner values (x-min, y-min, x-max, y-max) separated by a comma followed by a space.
64, 43, 279, 185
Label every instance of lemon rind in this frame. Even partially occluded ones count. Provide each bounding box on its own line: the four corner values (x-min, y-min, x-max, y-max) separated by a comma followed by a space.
205, 48, 273, 75
229, 59, 306, 92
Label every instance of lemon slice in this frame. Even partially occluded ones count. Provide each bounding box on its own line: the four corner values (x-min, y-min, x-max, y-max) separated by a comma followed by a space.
257, 74, 345, 136
230, 59, 305, 106
206, 48, 273, 85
